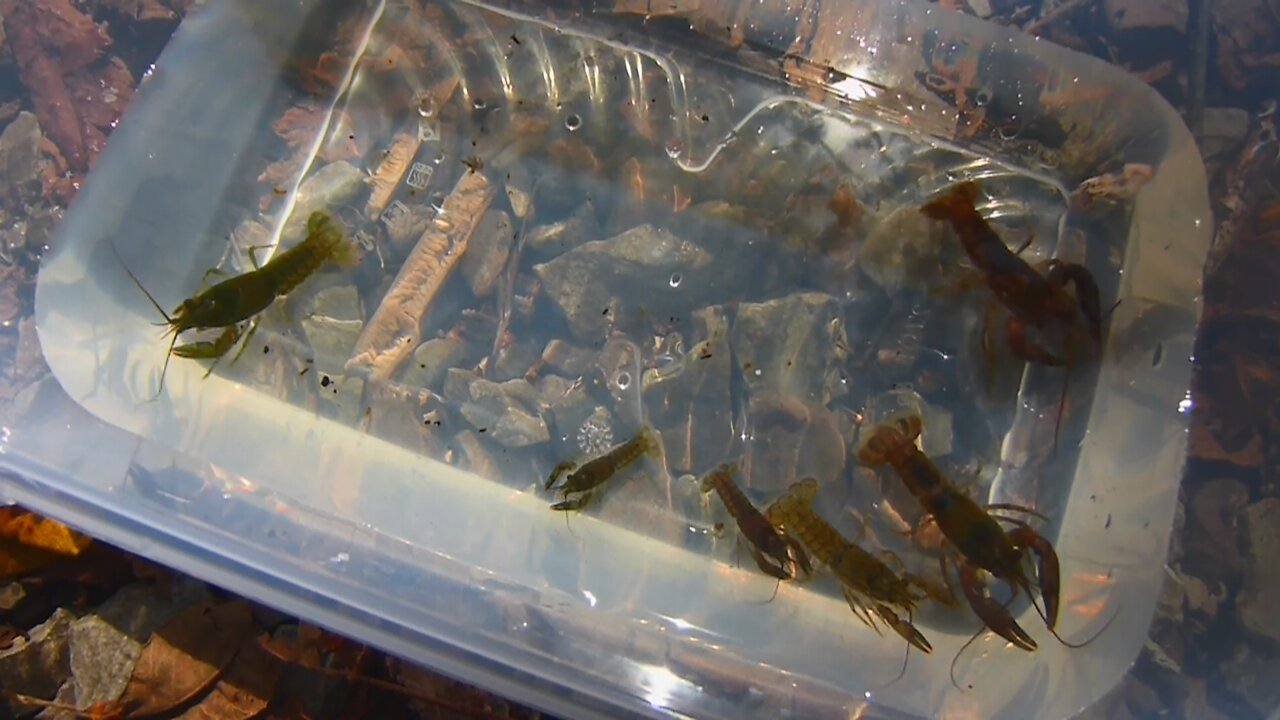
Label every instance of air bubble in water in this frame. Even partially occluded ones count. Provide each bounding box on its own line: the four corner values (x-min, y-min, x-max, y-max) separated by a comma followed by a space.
669, 272, 682, 288
473, 98, 488, 110
565, 113, 582, 131
616, 371, 631, 389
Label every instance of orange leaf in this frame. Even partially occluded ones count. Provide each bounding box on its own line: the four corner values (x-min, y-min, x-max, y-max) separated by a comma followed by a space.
111, 600, 255, 718
0, 508, 93, 556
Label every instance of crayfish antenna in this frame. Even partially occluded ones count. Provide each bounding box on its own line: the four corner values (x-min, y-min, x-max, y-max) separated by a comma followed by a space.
1038, 602, 1120, 649
949, 626, 985, 692
109, 238, 174, 328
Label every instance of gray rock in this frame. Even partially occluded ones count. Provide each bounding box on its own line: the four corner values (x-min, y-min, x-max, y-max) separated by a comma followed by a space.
504, 167, 534, 219
0, 112, 42, 189
643, 305, 734, 473
402, 337, 469, 389
0, 204, 62, 262
455, 430, 499, 480
859, 205, 948, 293
527, 202, 599, 258
1102, 0, 1187, 33
66, 615, 134, 709
543, 380, 609, 458
315, 372, 364, 424
861, 388, 954, 457
491, 340, 542, 383
308, 283, 362, 322
302, 286, 363, 374
443, 367, 479, 405
1199, 107, 1251, 171
231, 219, 271, 260
34, 677, 77, 720
0, 582, 25, 611
460, 378, 550, 448
382, 201, 434, 252
283, 161, 364, 243
731, 292, 848, 405
534, 224, 715, 340
539, 339, 593, 379
742, 392, 847, 495
69, 579, 209, 708
535, 374, 574, 401
460, 209, 513, 297
0, 608, 74, 715
1239, 498, 1280, 643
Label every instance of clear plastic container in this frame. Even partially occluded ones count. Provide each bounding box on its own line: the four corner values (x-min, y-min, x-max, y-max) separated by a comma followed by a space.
11, 0, 1209, 718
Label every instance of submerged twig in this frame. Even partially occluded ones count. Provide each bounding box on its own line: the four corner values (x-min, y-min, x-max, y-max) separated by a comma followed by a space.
1188, 0, 1212, 137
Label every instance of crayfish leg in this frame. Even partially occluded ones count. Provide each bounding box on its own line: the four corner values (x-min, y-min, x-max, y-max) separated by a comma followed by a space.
785, 534, 813, 578
1005, 315, 1062, 366
841, 587, 883, 635
228, 319, 261, 368
1045, 260, 1103, 344
545, 460, 577, 490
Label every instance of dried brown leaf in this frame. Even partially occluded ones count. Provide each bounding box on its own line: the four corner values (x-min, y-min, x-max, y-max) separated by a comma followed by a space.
273, 105, 326, 149
173, 633, 283, 720
111, 600, 255, 718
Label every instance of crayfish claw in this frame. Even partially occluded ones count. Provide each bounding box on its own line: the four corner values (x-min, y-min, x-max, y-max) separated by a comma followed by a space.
959, 560, 1038, 651
785, 534, 813, 578
874, 603, 933, 654
749, 545, 791, 581
1009, 526, 1061, 629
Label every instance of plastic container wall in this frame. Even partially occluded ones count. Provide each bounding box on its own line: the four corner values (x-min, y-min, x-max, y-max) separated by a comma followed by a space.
12, 1, 1210, 718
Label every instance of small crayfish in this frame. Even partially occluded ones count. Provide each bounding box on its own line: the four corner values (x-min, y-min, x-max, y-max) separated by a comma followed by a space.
700, 462, 811, 582
766, 478, 933, 655
858, 415, 1058, 653
117, 210, 357, 396
545, 425, 661, 512
921, 181, 1104, 446
921, 181, 1102, 365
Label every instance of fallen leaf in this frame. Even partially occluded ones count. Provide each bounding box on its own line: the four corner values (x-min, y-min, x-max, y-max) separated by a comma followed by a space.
273, 105, 326, 149
111, 600, 255, 717
174, 633, 283, 720
0, 508, 92, 555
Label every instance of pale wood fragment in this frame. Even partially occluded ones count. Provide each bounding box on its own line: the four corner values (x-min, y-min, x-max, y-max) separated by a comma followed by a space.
346, 171, 494, 380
